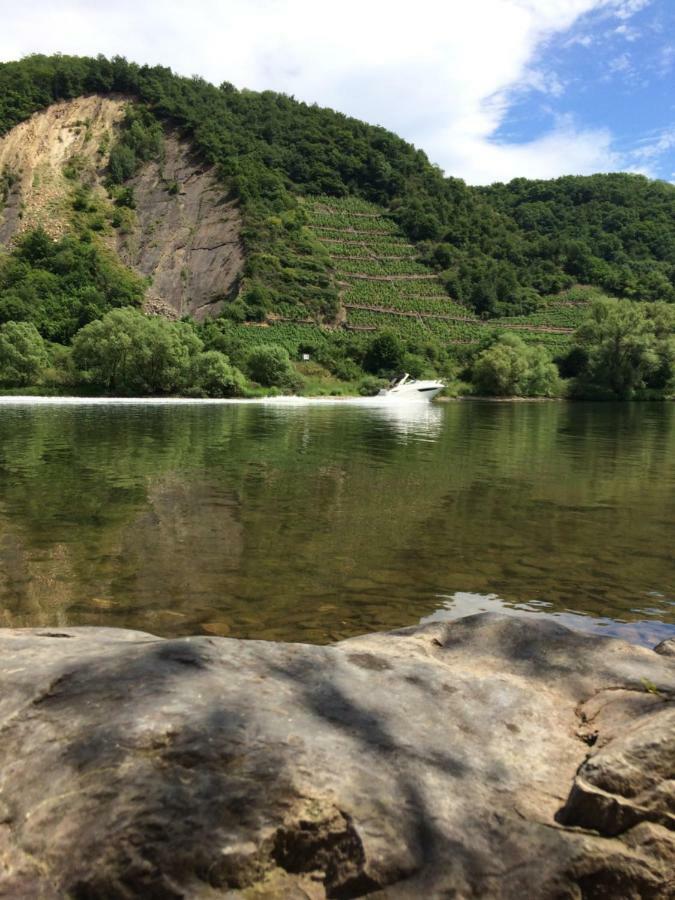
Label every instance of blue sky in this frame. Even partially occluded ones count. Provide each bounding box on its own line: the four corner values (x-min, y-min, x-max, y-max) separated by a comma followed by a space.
0, 0, 673, 184
497, 0, 675, 181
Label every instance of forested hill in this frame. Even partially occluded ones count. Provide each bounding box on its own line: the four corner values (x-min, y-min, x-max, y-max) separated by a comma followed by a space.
1, 53, 674, 328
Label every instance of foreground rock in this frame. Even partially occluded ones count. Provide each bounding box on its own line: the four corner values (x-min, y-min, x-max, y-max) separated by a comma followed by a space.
0, 614, 672, 898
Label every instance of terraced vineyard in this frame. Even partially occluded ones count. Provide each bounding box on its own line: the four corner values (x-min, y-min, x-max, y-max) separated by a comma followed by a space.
296, 197, 591, 350
223, 198, 595, 357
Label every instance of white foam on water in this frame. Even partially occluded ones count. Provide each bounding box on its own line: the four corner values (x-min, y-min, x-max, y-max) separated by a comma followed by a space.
0, 394, 438, 408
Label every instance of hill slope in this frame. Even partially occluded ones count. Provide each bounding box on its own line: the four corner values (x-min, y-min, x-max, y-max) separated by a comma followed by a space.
0, 96, 244, 321
0, 54, 673, 403
0, 54, 674, 331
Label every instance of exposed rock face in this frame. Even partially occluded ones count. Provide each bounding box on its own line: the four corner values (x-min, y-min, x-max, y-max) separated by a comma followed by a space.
0, 97, 244, 320
0, 613, 672, 898
118, 135, 244, 321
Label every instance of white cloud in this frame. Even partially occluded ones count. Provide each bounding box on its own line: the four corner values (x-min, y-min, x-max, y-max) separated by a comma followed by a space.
657, 44, 675, 76
611, 0, 651, 19
608, 52, 633, 71
425, 116, 621, 183
518, 67, 566, 97
615, 23, 640, 39
631, 127, 675, 161
565, 32, 595, 47
0, 0, 653, 184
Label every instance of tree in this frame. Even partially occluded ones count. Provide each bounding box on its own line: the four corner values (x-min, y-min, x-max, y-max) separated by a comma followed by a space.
0, 321, 48, 385
571, 299, 675, 399
72, 307, 202, 394
0, 229, 146, 343
188, 350, 246, 397
363, 332, 405, 376
471, 333, 560, 397
246, 344, 299, 389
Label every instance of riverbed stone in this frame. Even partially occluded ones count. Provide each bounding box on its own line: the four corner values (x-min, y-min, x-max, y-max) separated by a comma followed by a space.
0, 613, 672, 898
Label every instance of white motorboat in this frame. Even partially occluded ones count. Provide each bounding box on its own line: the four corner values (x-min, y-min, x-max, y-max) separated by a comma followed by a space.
378, 373, 444, 402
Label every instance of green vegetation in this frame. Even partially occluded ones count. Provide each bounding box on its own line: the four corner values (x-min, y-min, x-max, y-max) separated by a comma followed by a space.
302, 197, 589, 360
0, 166, 16, 206
2, 54, 674, 321
0, 321, 48, 386
363, 332, 406, 376
0, 54, 673, 398
73, 308, 205, 394
471, 334, 561, 397
0, 228, 145, 342
245, 344, 301, 390
567, 299, 675, 399
107, 104, 164, 187
187, 351, 246, 398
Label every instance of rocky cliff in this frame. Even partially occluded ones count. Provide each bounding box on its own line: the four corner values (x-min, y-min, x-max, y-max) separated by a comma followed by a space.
0, 97, 244, 320
118, 135, 243, 321
0, 613, 672, 898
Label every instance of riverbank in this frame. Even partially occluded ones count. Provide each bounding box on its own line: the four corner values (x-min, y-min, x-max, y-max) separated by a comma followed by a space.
0, 612, 672, 898
1, 388, 673, 404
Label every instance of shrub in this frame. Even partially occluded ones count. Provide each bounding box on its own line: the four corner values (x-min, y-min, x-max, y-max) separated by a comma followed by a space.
471, 333, 561, 397
246, 344, 300, 389
358, 375, 385, 396
188, 351, 246, 397
0, 321, 49, 385
363, 331, 405, 376
72, 307, 202, 394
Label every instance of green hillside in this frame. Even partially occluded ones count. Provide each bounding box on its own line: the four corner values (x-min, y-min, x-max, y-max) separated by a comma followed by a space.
0, 54, 673, 399
199, 196, 593, 366
305, 196, 587, 351
1, 54, 675, 321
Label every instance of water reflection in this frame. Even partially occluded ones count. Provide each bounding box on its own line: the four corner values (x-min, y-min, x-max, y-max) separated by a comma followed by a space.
0, 400, 672, 644
422, 591, 675, 648
368, 401, 443, 440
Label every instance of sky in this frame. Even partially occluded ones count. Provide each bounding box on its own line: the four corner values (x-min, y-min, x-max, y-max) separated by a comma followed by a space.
0, 0, 674, 185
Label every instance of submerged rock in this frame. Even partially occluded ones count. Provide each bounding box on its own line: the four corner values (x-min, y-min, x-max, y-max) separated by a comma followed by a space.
0, 613, 672, 898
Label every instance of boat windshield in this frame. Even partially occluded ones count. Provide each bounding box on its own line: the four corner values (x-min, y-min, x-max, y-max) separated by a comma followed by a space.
390, 373, 412, 387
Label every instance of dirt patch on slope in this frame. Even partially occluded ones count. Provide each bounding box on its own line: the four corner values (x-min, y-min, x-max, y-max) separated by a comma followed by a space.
0, 95, 125, 243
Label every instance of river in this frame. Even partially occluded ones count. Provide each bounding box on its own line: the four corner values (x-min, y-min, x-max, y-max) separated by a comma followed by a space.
0, 399, 673, 646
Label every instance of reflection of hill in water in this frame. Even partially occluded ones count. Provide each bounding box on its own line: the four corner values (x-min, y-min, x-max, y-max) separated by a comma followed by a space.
0, 401, 672, 641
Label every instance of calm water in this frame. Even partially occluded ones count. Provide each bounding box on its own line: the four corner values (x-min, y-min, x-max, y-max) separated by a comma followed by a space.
0, 399, 673, 646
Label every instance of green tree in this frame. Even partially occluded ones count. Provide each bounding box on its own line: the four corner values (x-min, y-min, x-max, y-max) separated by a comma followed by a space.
72, 307, 202, 394
246, 344, 299, 389
363, 331, 405, 375
471, 333, 561, 397
571, 299, 675, 399
188, 350, 246, 397
0, 228, 146, 343
0, 321, 48, 385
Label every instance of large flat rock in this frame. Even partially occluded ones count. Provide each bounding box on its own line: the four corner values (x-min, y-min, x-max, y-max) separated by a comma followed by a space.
0, 613, 672, 898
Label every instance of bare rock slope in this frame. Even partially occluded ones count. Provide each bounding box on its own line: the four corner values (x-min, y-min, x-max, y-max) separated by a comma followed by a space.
118, 136, 243, 321
0, 613, 672, 898
0, 97, 243, 320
